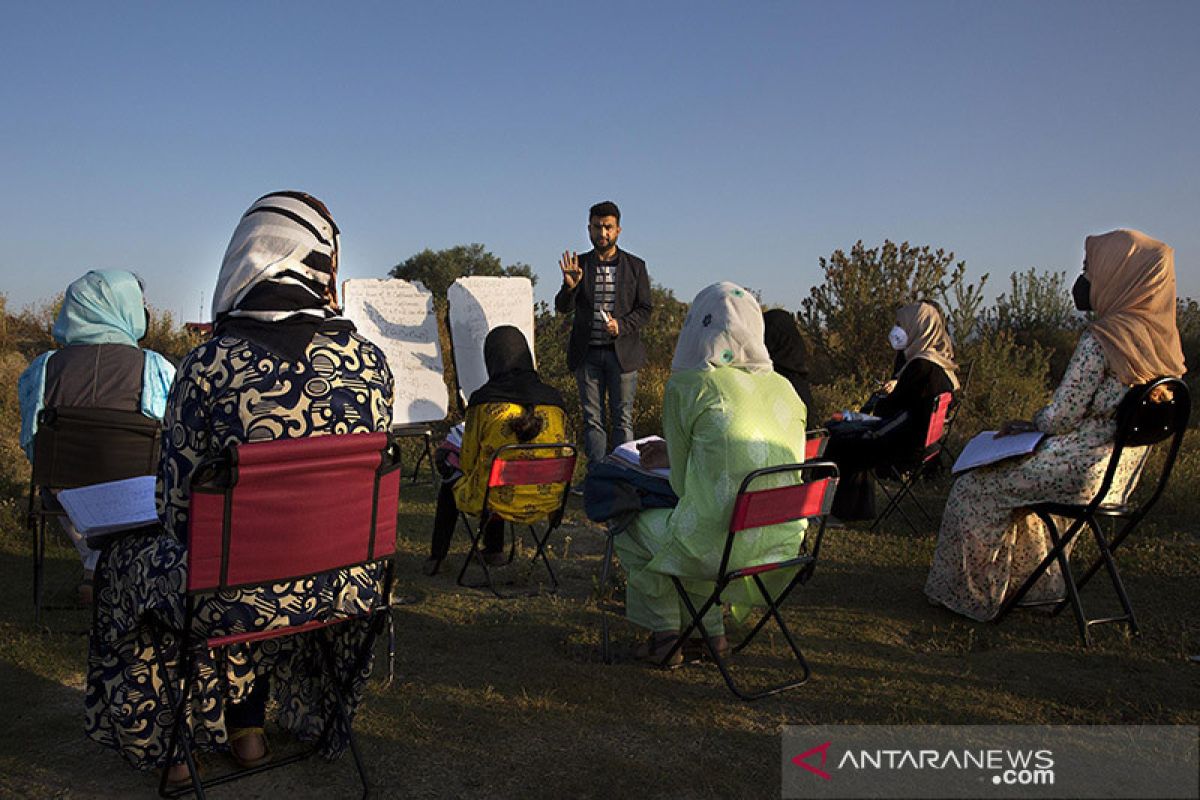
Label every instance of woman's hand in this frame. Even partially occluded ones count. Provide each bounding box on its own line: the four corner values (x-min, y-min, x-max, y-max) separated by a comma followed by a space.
637, 439, 669, 469
879, 379, 897, 395
996, 420, 1037, 438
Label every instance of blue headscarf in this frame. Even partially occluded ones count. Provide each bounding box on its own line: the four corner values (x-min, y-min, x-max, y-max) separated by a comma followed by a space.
18, 270, 176, 458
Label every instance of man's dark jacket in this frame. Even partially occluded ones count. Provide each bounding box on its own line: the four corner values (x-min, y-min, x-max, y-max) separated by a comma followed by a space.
554, 248, 653, 373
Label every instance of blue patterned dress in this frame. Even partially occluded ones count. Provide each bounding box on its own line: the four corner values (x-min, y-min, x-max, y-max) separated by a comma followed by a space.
85, 328, 394, 769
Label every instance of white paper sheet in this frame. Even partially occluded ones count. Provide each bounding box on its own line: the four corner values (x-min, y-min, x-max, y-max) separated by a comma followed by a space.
952, 430, 1045, 474
57, 475, 158, 536
342, 278, 449, 424
610, 436, 671, 479
446, 276, 536, 402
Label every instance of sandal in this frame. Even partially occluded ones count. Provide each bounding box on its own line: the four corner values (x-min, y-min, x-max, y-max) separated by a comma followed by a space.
684, 634, 730, 662
635, 631, 684, 668
421, 557, 442, 576
163, 761, 197, 787
228, 727, 270, 769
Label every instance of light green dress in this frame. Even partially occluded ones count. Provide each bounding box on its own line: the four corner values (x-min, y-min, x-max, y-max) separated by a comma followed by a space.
615, 366, 809, 634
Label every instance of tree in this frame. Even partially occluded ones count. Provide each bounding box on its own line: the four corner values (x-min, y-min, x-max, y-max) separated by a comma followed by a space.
389, 243, 535, 300
799, 240, 982, 383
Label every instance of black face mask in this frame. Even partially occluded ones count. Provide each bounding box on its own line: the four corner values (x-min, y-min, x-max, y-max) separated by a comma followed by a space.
1072, 275, 1092, 312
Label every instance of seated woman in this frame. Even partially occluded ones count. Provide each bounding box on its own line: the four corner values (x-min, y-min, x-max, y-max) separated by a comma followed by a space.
17, 269, 175, 604
424, 325, 568, 575
615, 282, 808, 666
762, 308, 816, 419
926, 229, 1185, 620
85, 192, 394, 782
824, 301, 959, 520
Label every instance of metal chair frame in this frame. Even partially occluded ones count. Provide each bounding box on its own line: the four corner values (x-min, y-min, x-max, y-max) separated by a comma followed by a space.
870, 392, 954, 535
994, 377, 1190, 646
135, 432, 402, 799
455, 443, 577, 599
26, 406, 161, 623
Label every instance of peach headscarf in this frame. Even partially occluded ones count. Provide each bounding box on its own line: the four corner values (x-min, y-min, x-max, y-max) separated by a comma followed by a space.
896, 301, 960, 390
1084, 229, 1185, 386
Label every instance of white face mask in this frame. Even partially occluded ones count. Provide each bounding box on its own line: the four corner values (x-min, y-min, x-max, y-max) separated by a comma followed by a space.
888, 325, 908, 351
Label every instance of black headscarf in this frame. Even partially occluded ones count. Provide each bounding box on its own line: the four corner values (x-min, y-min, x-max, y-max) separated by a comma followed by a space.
467, 326, 565, 409
762, 309, 814, 414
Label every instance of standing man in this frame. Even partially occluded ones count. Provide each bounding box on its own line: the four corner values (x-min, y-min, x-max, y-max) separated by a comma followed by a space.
555, 200, 653, 467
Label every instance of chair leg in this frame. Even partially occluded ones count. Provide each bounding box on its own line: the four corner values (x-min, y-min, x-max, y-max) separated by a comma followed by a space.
871, 471, 920, 535
455, 514, 500, 596
152, 628, 205, 800
527, 524, 559, 593
599, 533, 615, 664
33, 516, 45, 624
318, 634, 371, 799
1076, 517, 1139, 635
1046, 521, 1091, 647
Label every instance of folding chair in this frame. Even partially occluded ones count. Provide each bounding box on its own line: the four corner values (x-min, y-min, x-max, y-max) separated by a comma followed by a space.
995, 377, 1190, 646
598, 429, 831, 664
27, 406, 161, 623
146, 431, 401, 799
804, 428, 830, 461
655, 461, 840, 700
939, 360, 975, 467
870, 392, 953, 535
456, 443, 577, 598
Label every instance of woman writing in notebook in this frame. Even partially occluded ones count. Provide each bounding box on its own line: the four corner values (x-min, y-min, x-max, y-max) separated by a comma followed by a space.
925, 229, 1186, 620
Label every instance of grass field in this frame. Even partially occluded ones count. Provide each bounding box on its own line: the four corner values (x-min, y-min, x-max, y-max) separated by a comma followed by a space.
0, 437, 1197, 799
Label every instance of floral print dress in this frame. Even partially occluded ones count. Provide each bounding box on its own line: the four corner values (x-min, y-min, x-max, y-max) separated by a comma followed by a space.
924, 331, 1146, 621
85, 328, 394, 769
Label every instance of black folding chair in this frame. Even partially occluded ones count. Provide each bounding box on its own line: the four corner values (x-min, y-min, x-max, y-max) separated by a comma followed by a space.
995, 377, 1190, 646
27, 406, 161, 623
653, 461, 839, 700
456, 443, 577, 598
870, 392, 953, 535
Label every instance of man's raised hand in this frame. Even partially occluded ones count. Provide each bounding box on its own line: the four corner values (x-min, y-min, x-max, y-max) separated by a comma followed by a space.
559, 250, 582, 289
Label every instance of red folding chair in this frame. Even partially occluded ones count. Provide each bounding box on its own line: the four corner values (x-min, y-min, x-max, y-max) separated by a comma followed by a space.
804, 428, 830, 461
456, 442, 577, 598
870, 392, 953, 535
147, 432, 401, 799
655, 461, 840, 700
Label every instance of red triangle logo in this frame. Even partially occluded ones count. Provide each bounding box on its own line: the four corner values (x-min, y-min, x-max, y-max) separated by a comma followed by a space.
791, 741, 832, 781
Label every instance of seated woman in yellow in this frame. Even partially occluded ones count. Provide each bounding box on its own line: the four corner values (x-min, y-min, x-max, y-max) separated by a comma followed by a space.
424, 325, 568, 575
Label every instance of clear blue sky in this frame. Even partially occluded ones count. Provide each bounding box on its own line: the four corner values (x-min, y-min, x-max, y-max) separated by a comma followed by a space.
2, 1, 1197, 323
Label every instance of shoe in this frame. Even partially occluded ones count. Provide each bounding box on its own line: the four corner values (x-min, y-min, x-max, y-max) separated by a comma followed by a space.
421, 557, 441, 576
635, 631, 684, 668
163, 761, 196, 787
569, 486, 584, 497
229, 727, 270, 769
684, 634, 730, 661
482, 551, 508, 567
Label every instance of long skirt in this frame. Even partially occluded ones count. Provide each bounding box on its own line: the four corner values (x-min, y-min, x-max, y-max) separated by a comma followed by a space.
85, 531, 386, 769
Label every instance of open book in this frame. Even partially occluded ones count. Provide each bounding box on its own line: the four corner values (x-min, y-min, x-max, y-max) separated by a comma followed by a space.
57, 475, 158, 537
952, 431, 1045, 475
610, 436, 671, 479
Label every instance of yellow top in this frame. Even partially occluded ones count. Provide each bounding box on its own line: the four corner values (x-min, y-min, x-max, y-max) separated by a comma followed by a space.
453, 402, 571, 522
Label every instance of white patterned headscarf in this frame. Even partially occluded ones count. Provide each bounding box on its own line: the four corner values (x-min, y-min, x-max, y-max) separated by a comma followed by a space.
211, 191, 351, 361
212, 191, 341, 323
671, 282, 773, 373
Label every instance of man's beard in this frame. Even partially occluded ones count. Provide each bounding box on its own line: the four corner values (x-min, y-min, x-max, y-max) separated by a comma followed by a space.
591, 235, 618, 251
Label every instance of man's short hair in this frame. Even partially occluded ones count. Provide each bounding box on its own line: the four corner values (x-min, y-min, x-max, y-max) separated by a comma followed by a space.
589, 201, 621, 222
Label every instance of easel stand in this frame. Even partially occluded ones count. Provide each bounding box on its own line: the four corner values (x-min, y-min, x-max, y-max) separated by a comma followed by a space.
390, 423, 436, 485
